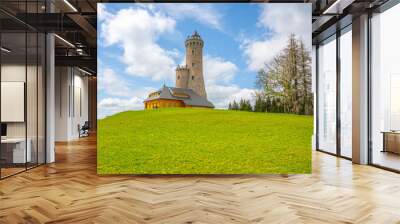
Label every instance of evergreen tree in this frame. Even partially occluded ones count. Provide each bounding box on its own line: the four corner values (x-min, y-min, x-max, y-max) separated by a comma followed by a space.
232, 100, 239, 110
246, 100, 253, 112
254, 93, 265, 112
239, 99, 246, 111
228, 98, 253, 112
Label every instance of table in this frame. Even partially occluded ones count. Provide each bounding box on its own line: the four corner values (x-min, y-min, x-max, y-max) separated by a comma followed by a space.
1, 138, 31, 163
381, 131, 400, 154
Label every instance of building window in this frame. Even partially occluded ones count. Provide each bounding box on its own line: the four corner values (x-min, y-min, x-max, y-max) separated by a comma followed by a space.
317, 35, 337, 155
339, 26, 352, 158
370, 3, 400, 171
192, 76, 194, 80
192, 50, 194, 55
192, 63, 195, 67
178, 75, 180, 80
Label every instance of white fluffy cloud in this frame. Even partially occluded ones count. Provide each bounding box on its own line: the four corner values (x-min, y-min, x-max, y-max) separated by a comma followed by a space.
98, 86, 156, 118
98, 97, 144, 119
98, 66, 157, 118
204, 55, 238, 84
242, 4, 311, 71
203, 55, 254, 109
98, 4, 112, 22
98, 68, 131, 97
157, 4, 222, 30
100, 6, 177, 81
258, 4, 311, 40
207, 84, 254, 109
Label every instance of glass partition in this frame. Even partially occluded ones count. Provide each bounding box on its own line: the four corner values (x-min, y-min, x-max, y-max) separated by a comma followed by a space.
1, 30, 28, 177
0, 1, 46, 179
317, 35, 337, 154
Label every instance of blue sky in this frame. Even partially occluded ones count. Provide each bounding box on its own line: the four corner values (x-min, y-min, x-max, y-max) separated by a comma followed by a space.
97, 3, 311, 118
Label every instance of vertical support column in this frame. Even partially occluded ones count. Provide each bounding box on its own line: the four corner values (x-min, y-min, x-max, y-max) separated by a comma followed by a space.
46, 1, 55, 163
46, 33, 55, 163
336, 29, 341, 156
352, 14, 369, 164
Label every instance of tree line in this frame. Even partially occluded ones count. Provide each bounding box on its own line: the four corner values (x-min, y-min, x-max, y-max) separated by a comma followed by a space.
228, 34, 313, 115
228, 99, 252, 112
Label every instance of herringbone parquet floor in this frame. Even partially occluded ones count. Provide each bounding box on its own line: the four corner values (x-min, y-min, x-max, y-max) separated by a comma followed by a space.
1, 135, 400, 224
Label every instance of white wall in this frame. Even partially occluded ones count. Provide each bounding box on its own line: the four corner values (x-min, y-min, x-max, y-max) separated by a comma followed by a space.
1, 65, 26, 131
55, 67, 89, 141
55, 67, 70, 141
1, 65, 40, 138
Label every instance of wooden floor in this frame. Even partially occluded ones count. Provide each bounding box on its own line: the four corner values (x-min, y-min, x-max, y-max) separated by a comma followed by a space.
372, 151, 400, 171
1, 135, 400, 223
0, 167, 26, 178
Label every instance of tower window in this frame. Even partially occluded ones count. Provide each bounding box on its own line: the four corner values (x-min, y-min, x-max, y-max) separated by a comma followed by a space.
192, 63, 195, 67
192, 50, 194, 55
178, 75, 180, 79
192, 76, 194, 80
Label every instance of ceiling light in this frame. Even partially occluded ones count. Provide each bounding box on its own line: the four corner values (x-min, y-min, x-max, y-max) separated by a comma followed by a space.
76, 48, 86, 56
323, 0, 355, 15
54, 34, 75, 48
78, 67, 92, 76
63, 0, 78, 12
1, 47, 11, 53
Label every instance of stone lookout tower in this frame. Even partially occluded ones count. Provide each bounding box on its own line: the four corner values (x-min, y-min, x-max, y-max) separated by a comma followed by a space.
144, 31, 213, 110
175, 31, 207, 98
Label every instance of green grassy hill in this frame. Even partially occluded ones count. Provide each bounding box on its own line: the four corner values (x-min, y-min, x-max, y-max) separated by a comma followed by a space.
98, 108, 312, 174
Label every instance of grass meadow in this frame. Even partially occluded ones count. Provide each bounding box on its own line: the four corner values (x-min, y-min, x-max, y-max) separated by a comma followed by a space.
97, 108, 312, 174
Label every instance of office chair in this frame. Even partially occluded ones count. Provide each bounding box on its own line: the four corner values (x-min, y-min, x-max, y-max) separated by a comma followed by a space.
79, 121, 90, 138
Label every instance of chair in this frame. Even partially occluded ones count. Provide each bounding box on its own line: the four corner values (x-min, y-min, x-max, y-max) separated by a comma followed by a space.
79, 121, 90, 138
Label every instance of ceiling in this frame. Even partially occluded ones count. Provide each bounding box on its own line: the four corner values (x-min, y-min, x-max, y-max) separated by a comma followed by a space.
1, 0, 98, 74
310, 0, 390, 43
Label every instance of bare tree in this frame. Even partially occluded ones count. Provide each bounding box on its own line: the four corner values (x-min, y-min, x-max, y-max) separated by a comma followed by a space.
256, 34, 313, 115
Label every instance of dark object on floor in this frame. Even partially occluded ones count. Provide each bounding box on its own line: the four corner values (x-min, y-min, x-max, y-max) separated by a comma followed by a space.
79, 121, 90, 138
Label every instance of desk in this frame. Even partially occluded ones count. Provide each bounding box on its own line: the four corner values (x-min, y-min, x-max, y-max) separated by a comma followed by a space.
1, 138, 31, 163
382, 131, 400, 154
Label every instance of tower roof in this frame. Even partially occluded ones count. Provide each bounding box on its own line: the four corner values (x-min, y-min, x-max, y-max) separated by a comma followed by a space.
144, 86, 214, 108
186, 30, 202, 41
